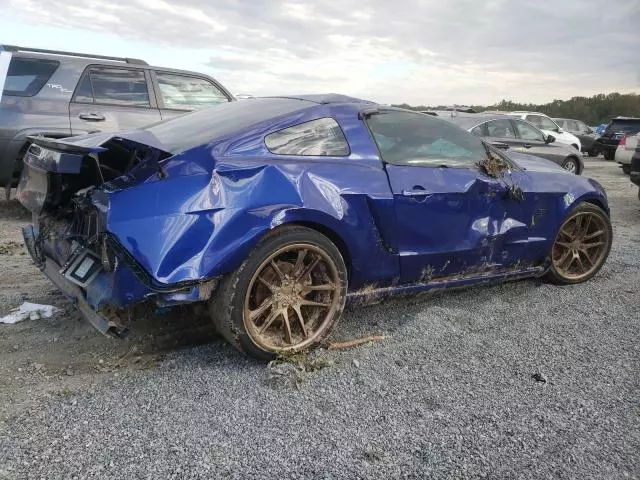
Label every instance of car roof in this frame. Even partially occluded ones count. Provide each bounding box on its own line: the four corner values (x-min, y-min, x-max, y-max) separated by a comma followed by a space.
0, 44, 227, 80
262, 94, 375, 105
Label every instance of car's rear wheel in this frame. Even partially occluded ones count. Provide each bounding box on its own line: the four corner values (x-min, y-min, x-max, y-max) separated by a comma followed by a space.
545, 203, 612, 285
209, 226, 348, 360
622, 164, 631, 175
587, 149, 598, 157
561, 157, 580, 174
603, 150, 615, 161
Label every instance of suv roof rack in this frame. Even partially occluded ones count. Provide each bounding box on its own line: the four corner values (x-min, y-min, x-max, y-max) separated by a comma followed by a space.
0, 45, 148, 66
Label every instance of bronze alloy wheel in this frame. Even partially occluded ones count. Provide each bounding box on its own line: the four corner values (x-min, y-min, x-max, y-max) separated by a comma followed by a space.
243, 243, 342, 352
551, 209, 611, 282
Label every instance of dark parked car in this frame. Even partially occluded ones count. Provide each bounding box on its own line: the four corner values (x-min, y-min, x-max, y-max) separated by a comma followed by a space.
0, 44, 234, 198
17, 95, 612, 359
553, 118, 597, 155
442, 113, 584, 174
591, 117, 640, 160
630, 141, 640, 201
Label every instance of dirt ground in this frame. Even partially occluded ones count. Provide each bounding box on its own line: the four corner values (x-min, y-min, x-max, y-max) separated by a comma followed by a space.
0, 157, 638, 420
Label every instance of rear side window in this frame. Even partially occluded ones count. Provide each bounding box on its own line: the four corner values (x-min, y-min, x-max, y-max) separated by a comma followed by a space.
155, 72, 230, 110
609, 120, 640, 134
73, 67, 150, 107
265, 118, 350, 156
486, 119, 516, 138
3, 57, 59, 97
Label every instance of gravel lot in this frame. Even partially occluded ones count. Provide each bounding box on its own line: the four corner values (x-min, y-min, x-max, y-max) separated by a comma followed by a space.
0, 157, 638, 479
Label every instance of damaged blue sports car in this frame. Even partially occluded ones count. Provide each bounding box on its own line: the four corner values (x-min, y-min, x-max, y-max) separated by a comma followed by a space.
17, 94, 612, 359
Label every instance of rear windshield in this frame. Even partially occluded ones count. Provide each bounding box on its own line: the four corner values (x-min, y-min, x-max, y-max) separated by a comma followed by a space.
146, 97, 313, 153
607, 119, 640, 133
3, 57, 59, 97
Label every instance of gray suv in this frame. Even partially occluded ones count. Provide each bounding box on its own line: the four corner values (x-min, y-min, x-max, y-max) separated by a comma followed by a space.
0, 45, 235, 198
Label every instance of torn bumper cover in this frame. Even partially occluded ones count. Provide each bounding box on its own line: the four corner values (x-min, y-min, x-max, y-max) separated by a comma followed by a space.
22, 224, 219, 338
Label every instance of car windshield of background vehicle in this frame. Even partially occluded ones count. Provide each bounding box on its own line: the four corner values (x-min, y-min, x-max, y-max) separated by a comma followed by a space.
366, 110, 486, 167
515, 121, 545, 141
265, 118, 350, 156
486, 119, 516, 138
2, 57, 59, 97
74, 67, 150, 107
539, 116, 559, 131
155, 72, 230, 110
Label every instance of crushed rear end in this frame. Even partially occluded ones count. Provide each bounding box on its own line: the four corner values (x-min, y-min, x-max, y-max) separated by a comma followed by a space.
17, 133, 219, 336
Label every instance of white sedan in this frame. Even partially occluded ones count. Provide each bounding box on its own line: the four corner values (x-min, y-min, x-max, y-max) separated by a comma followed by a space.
506, 112, 582, 152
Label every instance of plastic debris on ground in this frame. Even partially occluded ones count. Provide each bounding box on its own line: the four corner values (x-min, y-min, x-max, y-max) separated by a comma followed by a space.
0, 302, 61, 324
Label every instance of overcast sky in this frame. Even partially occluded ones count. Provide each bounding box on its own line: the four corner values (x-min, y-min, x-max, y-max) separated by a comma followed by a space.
1, 0, 638, 105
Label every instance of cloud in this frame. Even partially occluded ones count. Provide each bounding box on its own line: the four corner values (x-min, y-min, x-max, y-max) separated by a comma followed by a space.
6, 0, 639, 105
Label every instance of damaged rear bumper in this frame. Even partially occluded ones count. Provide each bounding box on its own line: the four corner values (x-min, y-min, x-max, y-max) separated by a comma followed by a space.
23, 225, 129, 337
22, 224, 219, 338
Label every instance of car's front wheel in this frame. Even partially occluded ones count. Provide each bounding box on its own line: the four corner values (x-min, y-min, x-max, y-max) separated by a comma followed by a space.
545, 203, 612, 285
561, 157, 580, 174
209, 226, 348, 360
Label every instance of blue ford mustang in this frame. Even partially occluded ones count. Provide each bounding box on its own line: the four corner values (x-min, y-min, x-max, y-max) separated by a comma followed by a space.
16, 94, 612, 359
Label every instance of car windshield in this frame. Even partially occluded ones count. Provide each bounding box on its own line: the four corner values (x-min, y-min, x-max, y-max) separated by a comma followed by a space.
146, 97, 314, 153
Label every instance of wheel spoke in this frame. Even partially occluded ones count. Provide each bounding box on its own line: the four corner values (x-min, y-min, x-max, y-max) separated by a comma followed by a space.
292, 304, 308, 339
561, 252, 576, 271
583, 230, 604, 241
574, 253, 585, 273
293, 249, 308, 276
580, 215, 592, 237
304, 283, 336, 291
258, 308, 281, 334
555, 248, 571, 268
249, 298, 273, 322
559, 227, 574, 240
270, 260, 285, 281
299, 299, 332, 308
582, 241, 605, 249
573, 215, 583, 236
281, 308, 292, 344
297, 255, 321, 281
258, 276, 276, 291
555, 241, 572, 249
579, 250, 594, 267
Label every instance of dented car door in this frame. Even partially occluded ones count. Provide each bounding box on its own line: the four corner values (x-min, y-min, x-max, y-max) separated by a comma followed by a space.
367, 110, 531, 283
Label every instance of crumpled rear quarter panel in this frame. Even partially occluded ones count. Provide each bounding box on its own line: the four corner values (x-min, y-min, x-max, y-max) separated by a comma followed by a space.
104, 109, 399, 290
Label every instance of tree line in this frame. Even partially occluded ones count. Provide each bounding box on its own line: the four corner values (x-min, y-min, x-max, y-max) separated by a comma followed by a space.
393, 92, 640, 126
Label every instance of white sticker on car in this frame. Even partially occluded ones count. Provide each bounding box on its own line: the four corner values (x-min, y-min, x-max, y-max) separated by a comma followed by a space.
0, 50, 12, 103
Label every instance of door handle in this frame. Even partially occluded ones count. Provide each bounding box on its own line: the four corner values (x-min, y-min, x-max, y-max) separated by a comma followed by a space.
79, 113, 106, 122
402, 188, 429, 197
523, 143, 532, 149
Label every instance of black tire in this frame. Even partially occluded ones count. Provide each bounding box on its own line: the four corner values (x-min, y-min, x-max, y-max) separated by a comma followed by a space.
587, 149, 598, 158
209, 226, 348, 360
603, 150, 615, 161
561, 157, 580, 174
622, 164, 631, 175
545, 203, 612, 285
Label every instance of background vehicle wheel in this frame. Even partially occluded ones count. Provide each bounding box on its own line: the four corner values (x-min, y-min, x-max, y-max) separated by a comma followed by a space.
209, 226, 348, 360
621, 165, 631, 175
587, 149, 598, 157
545, 203, 612, 285
603, 150, 614, 161
561, 157, 579, 174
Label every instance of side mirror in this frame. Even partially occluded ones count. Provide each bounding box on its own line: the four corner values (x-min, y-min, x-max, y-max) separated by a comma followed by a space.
545, 134, 556, 144
556, 128, 564, 133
